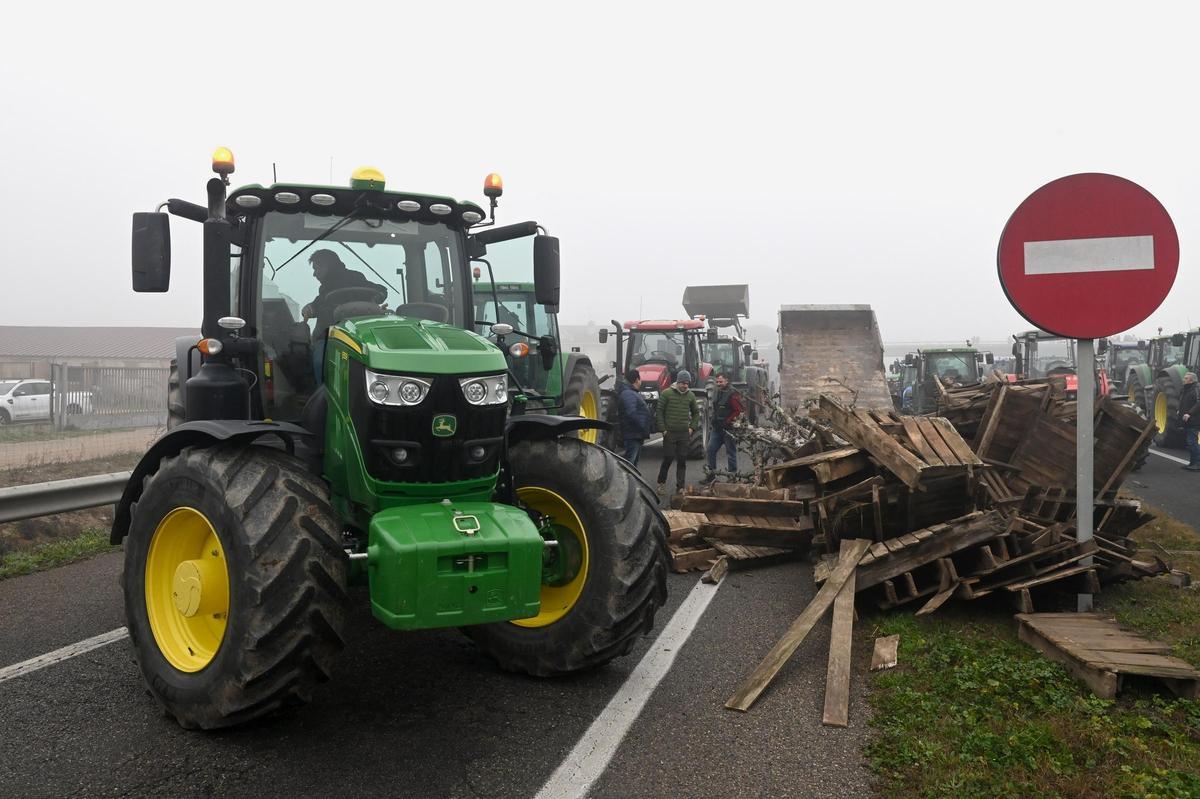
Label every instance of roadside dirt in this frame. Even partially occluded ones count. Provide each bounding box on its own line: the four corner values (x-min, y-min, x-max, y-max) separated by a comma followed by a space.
0, 454, 139, 557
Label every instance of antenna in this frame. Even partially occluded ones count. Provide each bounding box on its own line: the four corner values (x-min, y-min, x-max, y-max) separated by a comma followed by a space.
273, 162, 278, 183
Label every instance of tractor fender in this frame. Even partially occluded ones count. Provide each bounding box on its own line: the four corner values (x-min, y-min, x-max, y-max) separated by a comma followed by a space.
1128, 363, 1153, 391
110, 420, 312, 544
563, 351, 593, 381
1155, 363, 1187, 391
506, 414, 610, 444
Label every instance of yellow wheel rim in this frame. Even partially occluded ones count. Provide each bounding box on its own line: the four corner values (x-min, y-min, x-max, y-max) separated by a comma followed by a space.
577, 389, 600, 445
512, 487, 589, 628
145, 507, 230, 672
1155, 392, 1169, 433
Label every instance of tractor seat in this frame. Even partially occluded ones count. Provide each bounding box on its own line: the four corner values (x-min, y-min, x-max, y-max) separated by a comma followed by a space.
395, 302, 450, 323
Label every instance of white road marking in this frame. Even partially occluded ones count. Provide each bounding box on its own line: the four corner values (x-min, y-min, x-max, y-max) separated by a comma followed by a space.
535, 579, 722, 799
1150, 448, 1190, 465
0, 627, 128, 685
1024, 235, 1154, 275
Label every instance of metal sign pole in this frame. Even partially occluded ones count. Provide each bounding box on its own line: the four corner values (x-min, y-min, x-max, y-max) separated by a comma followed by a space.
1076, 337, 1095, 612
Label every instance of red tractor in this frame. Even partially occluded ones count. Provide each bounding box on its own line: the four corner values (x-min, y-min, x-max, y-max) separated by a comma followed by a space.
1010, 330, 1111, 398
599, 318, 712, 458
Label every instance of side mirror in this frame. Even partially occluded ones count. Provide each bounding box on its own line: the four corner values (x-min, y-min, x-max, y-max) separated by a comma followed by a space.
1171, 333, 1186, 346
1097, 337, 1109, 355
1011, 342, 1021, 357
132, 212, 171, 292
599, 329, 609, 344
707, 329, 718, 342
904, 354, 914, 365
742, 344, 752, 358
985, 353, 994, 364
533, 235, 560, 307
750, 350, 758, 361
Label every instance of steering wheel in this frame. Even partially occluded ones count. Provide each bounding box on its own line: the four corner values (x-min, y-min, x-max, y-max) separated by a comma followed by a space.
323, 286, 387, 308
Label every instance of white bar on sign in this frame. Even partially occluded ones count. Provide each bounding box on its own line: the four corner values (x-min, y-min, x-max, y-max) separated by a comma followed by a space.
1023, 235, 1154, 275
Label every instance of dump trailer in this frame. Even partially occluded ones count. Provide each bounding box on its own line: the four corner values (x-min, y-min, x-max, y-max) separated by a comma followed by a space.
472, 279, 601, 443
683, 284, 770, 423
776, 305, 893, 412
115, 151, 668, 730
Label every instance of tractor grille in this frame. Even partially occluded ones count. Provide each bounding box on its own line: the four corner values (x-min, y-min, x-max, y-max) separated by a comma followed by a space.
348, 360, 506, 484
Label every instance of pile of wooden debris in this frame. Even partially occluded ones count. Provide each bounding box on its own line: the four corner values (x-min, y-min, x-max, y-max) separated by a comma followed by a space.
669, 379, 1184, 721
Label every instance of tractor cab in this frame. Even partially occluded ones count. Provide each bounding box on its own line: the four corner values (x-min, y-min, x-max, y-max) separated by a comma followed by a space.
1011, 330, 1110, 399
617, 319, 710, 391
899, 346, 991, 414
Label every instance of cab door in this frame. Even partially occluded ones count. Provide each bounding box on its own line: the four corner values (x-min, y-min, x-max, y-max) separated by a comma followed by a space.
9, 383, 36, 420
30, 382, 52, 420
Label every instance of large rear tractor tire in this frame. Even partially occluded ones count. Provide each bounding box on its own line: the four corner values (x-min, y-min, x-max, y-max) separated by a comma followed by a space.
1151, 375, 1185, 449
122, 444, 350, 729
464, 437, 668, 676
562, 362, 602, 446
167, 358, 184, 430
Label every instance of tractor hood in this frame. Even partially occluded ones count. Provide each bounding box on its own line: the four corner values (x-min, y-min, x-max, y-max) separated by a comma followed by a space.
332, 317, 507, 374
637, 363, 672, 389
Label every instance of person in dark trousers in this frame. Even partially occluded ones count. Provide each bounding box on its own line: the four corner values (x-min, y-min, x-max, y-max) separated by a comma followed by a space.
302, 249, 386, 382
655, 370, 699, 500
704, 373, 744, 479
617, 369, 653, 465
1180, 372, 1200, 470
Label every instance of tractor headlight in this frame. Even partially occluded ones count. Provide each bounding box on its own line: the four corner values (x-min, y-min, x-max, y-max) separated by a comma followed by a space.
364, 369, 431, 406
459, 374, 508, 406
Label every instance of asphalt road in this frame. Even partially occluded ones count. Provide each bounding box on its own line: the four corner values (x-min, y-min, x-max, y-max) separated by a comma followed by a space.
0, 441, 875, 799
1124, 446, 1200, 531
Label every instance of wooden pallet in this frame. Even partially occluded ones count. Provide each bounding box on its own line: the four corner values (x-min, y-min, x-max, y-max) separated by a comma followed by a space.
1017, 613, 1200, 699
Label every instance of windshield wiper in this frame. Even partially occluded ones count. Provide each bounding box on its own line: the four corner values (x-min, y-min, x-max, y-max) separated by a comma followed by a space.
270, 208, 365, 278
334, 240, 404, 303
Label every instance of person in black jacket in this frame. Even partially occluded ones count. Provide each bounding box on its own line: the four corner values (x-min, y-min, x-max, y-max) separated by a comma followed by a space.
1180, 372, 1200, 470
617, 369, 653, 465
302, 249, 386, 381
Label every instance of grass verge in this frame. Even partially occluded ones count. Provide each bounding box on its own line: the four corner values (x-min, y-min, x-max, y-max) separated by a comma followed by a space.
866, 509, 1200, 799
0, 529, 117, 580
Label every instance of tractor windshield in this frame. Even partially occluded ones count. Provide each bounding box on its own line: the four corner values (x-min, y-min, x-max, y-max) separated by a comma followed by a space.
630, 331, 687, 369
925, 352, 978, 385
702, 341, 739, 379
252, 211, 467, 420
1112, 348, 1146, 372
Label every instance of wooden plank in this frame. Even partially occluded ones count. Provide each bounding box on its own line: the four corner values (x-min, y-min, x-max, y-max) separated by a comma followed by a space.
679, 495, 810, 517
915, 417, 960, 465
701, 555, 729, 584
816, 395, 927, 488
763, 447, 870, 488
822, 564, 857, 727
700, 523, 812, 550
915, 584, 957, 616
930, 416, 983, 466
899, 416, 944, 466
670, 547, 719, 573
870, 635, 899, 671
974, 384, 1007, 458
709, 541, 791, 561
1002, 563, 1095, 592
726, 538, 872, 712
871, 484, 884, 540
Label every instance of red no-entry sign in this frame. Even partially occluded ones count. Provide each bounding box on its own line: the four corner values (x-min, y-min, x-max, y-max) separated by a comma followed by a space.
997, 173, 1179, 338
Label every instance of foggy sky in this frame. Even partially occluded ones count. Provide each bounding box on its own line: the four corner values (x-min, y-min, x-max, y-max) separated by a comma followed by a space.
2, 1, 1196, 342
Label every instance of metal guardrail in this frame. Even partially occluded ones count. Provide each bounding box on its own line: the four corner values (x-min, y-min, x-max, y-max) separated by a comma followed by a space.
0, 472, 131, 523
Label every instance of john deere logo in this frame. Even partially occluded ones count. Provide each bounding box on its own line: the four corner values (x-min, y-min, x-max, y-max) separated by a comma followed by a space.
432, 414, 457, 437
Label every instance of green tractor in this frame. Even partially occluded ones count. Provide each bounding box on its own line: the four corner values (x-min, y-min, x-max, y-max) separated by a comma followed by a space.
115, 152, 668, 729
898, 346, 992, 414
1125, 333, 1186, 414
471, 279, 602, 443
1146, 330, 1200, 448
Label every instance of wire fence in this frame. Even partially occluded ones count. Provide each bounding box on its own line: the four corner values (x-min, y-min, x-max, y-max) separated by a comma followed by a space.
0, 362, 168, 475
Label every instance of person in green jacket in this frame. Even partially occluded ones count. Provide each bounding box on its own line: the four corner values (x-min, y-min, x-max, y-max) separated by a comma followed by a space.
655, 370, 700, 499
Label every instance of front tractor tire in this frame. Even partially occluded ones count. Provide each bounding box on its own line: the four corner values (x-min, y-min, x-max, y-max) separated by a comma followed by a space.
562, 362, 602, 445
1151, 375, 1185, 449
465, 437, 669, 676
122, 444, 350, 729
